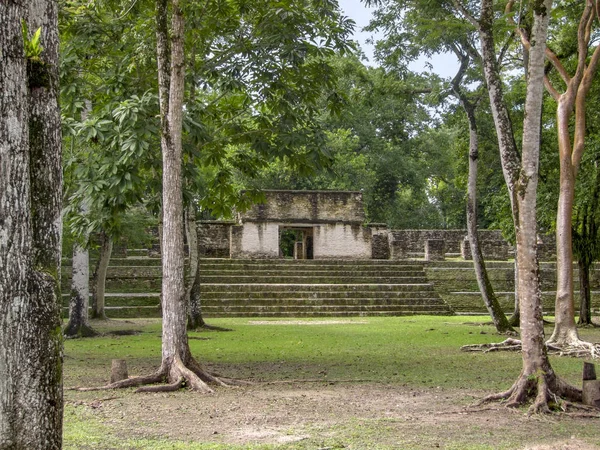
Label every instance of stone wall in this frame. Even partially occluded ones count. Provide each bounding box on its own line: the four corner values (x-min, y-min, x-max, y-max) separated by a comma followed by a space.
230, 222, 280, 258
390, 230, 507, 256
313, 223, 372, 259
239, 190, 365, 224
461, 239, 510, 261
197, 221, 234, 258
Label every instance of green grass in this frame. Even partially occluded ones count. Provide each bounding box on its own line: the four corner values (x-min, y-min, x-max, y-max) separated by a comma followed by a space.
64, 316, 595, 390
63, 316, 600, 449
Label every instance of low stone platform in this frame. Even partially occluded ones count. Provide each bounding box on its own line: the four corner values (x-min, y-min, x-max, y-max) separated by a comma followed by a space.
61, 256, 454, 317
61, 255, 600, 318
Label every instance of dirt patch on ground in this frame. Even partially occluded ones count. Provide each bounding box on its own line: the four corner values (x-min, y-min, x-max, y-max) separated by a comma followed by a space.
66, 382, 600, 449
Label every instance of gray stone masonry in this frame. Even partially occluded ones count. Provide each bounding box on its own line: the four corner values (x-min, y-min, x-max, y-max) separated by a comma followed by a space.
198, 221, 234, 258
461, 238, 510, 261
425, 239, 445, 261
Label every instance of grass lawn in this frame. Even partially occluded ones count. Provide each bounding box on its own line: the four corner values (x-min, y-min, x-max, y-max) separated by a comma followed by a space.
63, 316, 600, 449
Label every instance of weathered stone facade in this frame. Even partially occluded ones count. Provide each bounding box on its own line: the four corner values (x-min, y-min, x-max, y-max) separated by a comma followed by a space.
193, 191, 558, 262
390, 229, 510, 258
198, 221, 234, 258
228, 190, 376, 259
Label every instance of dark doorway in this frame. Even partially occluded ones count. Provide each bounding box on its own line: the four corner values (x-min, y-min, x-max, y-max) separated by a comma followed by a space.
279, 227, 314, 259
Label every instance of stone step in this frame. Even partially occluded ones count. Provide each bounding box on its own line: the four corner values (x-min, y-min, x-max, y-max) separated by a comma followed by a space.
199, 290, 439, 299
199, 283, 437, 293
60, 293, 159, 308
63, 267, 429, 278
128, 249, 149, 257
63, 266, 163, 278
61, 306, 160, 319
62, 257, 163, 267
197, 275, 429, 284
200, 258, 426, 266
200, 298, 448, 307
201, 306, 454, 317
61, 306, 453, 319
198, 268, 426, 275
444, 291, 600, 314
61, 278, 164, 292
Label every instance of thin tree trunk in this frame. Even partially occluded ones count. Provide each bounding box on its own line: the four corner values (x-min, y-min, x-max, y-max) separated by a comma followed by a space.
91, 231, 112, 320
508, 258, 520, 326
185, 205, 204, 329
578, 259, 592, 325
0, 0, 63, 446
464, 104, 514, 333
548, 104, 580, 344
65, 242, 97, 337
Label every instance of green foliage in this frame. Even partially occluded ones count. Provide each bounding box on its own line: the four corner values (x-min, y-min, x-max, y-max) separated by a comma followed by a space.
21, 21, 44, 60
240, 54, 454, 228
60, 0, 356, 225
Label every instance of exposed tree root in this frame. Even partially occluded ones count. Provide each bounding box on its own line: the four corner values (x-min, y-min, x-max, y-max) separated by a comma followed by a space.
72, 352, 250, 393
479, 371, 582, 414
63, 323, 99, 339
461, 338, 600, 358
189, 323, 233, 332
461, 338, 524, 353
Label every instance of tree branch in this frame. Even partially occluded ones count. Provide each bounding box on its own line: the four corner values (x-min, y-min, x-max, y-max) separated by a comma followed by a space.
450, 0, 479, 28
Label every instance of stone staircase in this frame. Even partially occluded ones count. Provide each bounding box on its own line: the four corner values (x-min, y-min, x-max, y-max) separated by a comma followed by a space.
425, 260, 600, 315
198, 259, 454, 317
61, 256, 454, 317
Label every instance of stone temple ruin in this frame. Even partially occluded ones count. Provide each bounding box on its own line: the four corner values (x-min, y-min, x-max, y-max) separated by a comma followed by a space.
198, 190, 523, 261
65, 190, 595, 319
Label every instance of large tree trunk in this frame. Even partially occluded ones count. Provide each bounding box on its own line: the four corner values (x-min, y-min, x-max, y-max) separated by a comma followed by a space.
478, 0, 580, 411
77, 0, 232, 393
91, 231, 112, 320
464, 104, 514, 333
538, 0, 600, 347
65, 242, 97, 337
0, 0, 63, 446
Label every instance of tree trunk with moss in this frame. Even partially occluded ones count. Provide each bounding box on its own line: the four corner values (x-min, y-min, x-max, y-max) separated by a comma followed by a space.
91, 230, 112, 320
185, 205, 204, 329
578, 259, 592, 325
0, 0, 63, 446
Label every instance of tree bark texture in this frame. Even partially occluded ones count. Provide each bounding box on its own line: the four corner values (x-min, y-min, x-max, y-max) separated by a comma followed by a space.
0, 0, 63, 447
524, 0, 600, 346
477, 0, 580, 411
65, 242, 96, 337
91, 231, 112, 320
185, 205, 205, 329
578, 259, 592, 325
508, 258, 520, 326
160, 0, 188, 368
463, 101, 513, 333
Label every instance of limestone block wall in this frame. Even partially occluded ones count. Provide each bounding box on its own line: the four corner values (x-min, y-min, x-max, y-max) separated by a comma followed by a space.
240, 190, 365, 224
390, 229, 511, 258
230, 222, 280, 258
313, 223, 372, 259
197, 221, 234, 257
